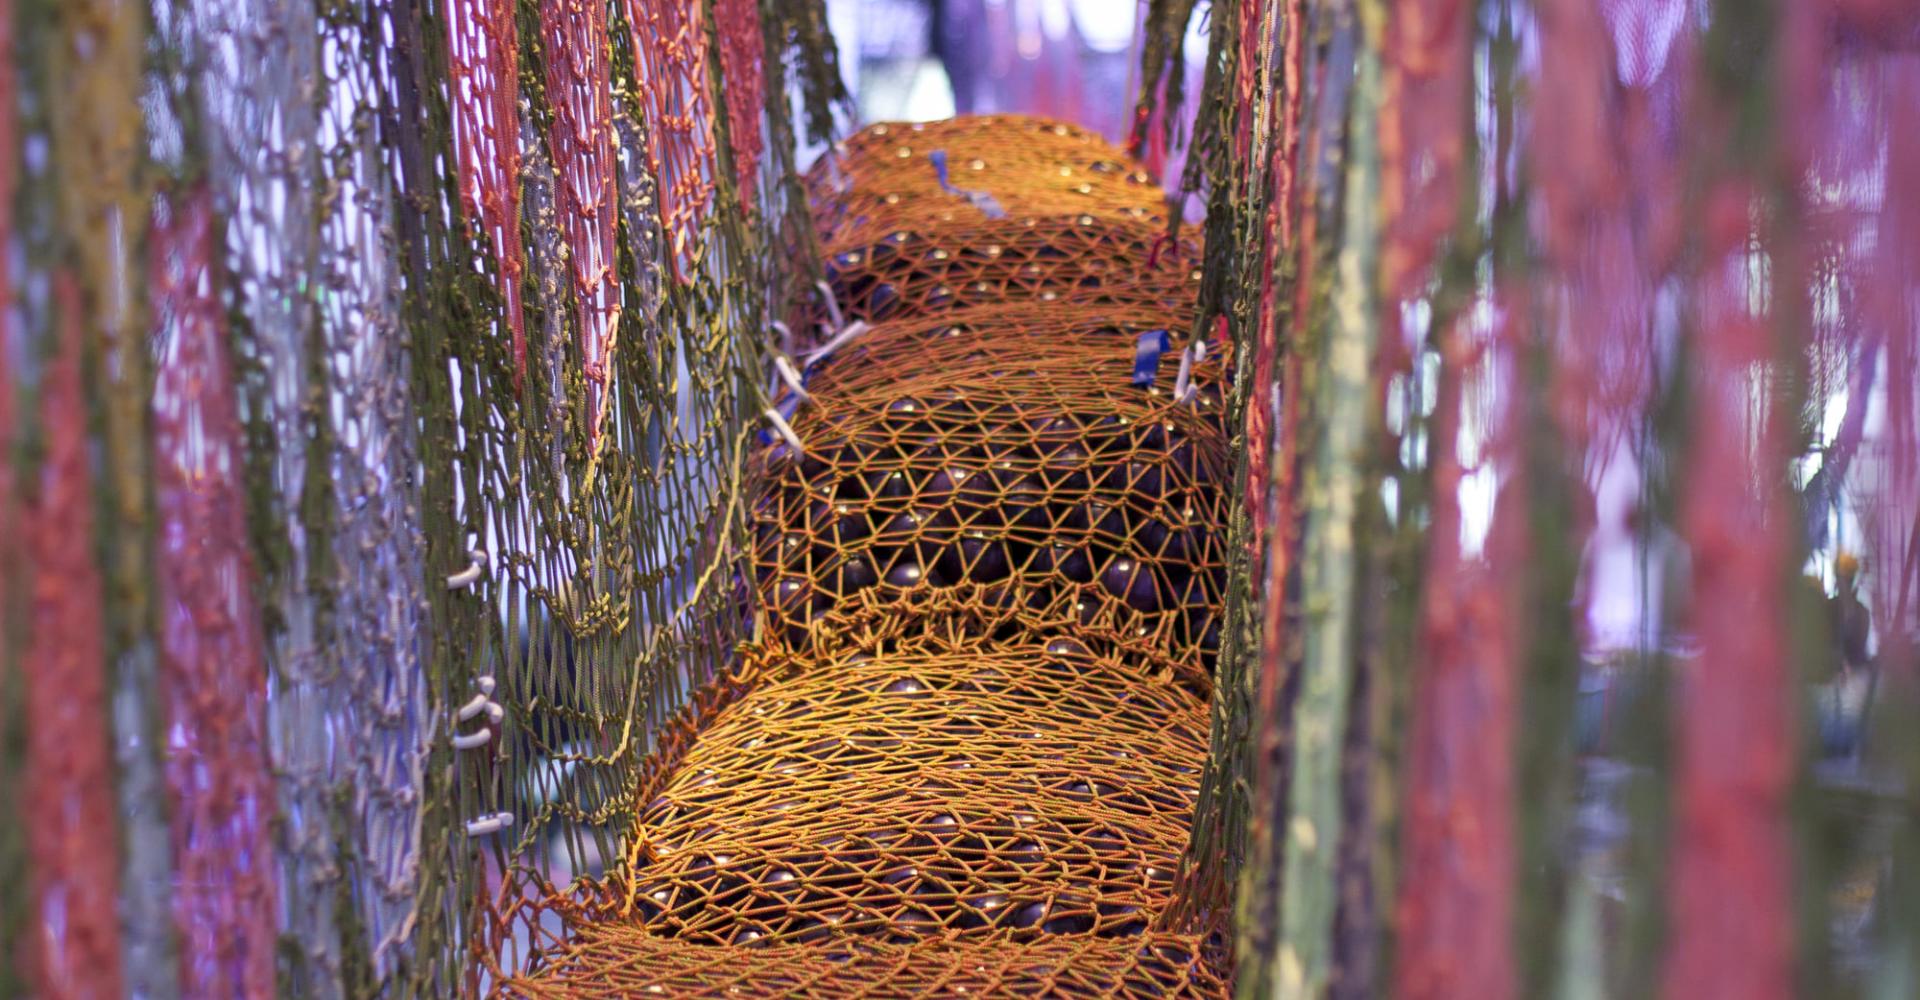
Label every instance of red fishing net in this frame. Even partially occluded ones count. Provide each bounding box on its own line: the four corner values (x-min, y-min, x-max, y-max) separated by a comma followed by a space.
540, 0, 622, 429
150, 187, 282, 998
714, 0, 766, 199
449, 0, 527, 382
622, 0, 725, 271
21, 276, 128, 998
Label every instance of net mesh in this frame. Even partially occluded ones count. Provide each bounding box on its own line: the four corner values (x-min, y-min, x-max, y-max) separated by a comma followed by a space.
807, 117, 1170, 246
483, 114, 1234, 996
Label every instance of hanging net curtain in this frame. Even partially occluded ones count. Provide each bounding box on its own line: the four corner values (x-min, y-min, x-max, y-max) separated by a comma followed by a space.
1, 0, 848, 994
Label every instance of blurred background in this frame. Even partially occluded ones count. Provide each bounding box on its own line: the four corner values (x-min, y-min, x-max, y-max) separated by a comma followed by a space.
816, 0, 1896, 773
801, 3, 1914, 985
816, 0, 1205, 147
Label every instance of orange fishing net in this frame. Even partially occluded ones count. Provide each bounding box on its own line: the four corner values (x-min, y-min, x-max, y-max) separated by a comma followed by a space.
808, 117, 1169, 246
488, 115, 1230, 997
809, 116, 1199, 326
751, 302, 1230, 675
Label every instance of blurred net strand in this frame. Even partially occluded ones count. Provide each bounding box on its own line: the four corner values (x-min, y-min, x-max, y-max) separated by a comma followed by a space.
21, 275, 130, 999
150, 183, 282, 1000
1159, 1, 1920, 998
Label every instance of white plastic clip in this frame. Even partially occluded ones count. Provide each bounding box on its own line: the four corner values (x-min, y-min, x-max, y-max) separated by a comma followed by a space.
773, 354, 811, 403
455, 674, 503, 746
456, 692, 504, 724
464, 812, 515, 837
763, 407, 805, 457
445, 549, 488, 590
814, 280, 846, 333
805, 320, 871, 367
1172, 340, 1207, 403
452, 727, 493, 750
771, 319, 796, 356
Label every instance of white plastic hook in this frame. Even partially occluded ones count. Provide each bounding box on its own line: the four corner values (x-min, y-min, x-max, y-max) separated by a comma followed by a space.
814, 280, 846, 332
1172, 340, 1207, 403
805, 319, 871, 367
457, 692, 503, 724
452, 727, 493, 750
773, 355, 811, 403
464, 812, 515, 837
456, 691, 492, 722
445, 549, 488, 590
456, 674, 504, 733
771, 319, 796, 356
763, 407, 805, 457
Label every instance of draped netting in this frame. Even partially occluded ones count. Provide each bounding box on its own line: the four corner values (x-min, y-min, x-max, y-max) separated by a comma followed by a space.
485, 114, 1235, 997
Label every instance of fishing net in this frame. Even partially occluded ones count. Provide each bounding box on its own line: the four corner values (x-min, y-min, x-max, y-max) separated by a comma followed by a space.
1140, 1, 1920, 998
807, 120, 1199, 326
6, 0, 1919, 997
808, 117, 1169, 246
17, 278, 129, 999
483, 113, 1235, 996
150, 186, 282, 998
3, 0, 823, 993
748, 302, 1230, 670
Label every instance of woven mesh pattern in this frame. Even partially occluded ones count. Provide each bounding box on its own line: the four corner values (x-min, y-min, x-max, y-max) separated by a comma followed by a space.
503, 931, 1228, 997
539, 0, 623, 413
493, 601, 1231, 995
449, 0, 527, 380
489, 114, 1231, 997
752, 303, 1229, 675
618, 601, 1210, 939
812, 119, 1197, 325
809, 118, 1169, 246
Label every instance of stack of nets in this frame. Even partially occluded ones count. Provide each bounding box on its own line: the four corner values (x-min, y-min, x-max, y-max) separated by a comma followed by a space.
493, 115, 1232, 997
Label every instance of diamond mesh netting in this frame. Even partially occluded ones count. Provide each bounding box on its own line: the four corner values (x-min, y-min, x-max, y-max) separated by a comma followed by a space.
748, 302, 1230, 670
809, 118, 1201, 326
807, 118, 1169, 246
484, 114, 1235, 996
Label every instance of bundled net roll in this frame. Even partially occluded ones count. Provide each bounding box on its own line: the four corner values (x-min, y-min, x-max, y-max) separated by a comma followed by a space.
494, 114, 1231, 997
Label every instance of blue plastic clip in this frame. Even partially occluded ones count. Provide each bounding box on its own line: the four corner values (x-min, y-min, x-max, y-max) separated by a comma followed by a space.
929, 149, 1007, 219
930, 149, 956, 192
1132, 329, 1171, 388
